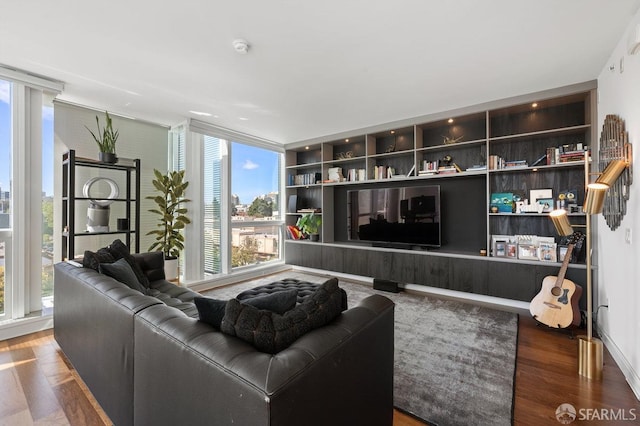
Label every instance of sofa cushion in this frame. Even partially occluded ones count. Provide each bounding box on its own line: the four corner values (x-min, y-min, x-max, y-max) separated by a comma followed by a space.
99, 258, 148, 294
194, 289, 298, 329
220, 278, 345, 353
108, 239, 150, 288
83, 248, 116, 271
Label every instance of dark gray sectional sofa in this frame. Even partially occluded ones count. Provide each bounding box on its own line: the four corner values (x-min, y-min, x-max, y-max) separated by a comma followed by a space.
53, 253, 395, 426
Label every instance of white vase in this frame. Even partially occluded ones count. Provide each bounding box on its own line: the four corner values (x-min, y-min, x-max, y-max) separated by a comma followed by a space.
164, 257, 179, 283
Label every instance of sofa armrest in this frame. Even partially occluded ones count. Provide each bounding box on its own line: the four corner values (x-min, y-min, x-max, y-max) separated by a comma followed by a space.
132, 251, 165, 282
53, 261, 161, 426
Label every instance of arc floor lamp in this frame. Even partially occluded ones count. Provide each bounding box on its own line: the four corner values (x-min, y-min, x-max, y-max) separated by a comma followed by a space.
549, 154, 628, 380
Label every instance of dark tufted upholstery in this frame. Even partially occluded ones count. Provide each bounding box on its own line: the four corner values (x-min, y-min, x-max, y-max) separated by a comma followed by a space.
236, 278, 348, 310
55, 259, 396, 426
222, 278, 346, 353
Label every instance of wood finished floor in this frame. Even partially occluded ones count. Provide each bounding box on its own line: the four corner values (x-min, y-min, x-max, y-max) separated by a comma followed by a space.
1, 317, 638, 425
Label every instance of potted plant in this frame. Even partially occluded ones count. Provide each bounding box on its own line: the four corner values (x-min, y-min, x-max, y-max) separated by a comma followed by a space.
146, 169, 191, 281
296, 213, 322, 241
86, 111, 119, 163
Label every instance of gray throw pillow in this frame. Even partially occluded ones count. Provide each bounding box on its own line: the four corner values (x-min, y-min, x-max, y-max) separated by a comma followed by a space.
107, 239, 151, 288
99, 258, 147, 293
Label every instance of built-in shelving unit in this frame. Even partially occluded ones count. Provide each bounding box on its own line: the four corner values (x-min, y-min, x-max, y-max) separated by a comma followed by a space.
284, 82, 597, 303
61, 150, 141, 260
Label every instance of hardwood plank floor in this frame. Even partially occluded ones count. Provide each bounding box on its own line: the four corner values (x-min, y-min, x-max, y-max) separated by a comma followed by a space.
1, 316, 638, 425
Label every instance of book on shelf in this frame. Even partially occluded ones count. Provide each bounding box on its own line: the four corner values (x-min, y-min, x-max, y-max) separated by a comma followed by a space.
437, 166, 457, 174
466, 164, 487, 171
504, 160, 528, 168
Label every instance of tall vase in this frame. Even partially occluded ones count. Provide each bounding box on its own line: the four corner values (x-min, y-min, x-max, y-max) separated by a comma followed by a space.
164, 257, 179, 284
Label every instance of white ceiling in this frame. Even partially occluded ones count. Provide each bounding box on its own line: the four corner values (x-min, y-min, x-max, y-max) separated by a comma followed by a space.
2, 0, 639, 144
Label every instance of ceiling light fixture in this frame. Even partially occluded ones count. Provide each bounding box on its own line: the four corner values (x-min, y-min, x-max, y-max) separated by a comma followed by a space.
345, 138, 349, 142
233, 39, 250, 54
532, 102, 538, 108
189, 110, 212, 117
448, 118, 454, 124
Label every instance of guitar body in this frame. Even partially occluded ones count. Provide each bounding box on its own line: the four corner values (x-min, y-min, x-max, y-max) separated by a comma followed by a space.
530, 275, 583, 328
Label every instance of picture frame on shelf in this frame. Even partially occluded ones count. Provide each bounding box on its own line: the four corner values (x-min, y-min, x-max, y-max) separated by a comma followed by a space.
506, 243, 518, 258
536, 198, 554, 213
538, 242, 558, 262
491, 235, 511, 257
518, 243, 539, 260
529, 189, 553, 204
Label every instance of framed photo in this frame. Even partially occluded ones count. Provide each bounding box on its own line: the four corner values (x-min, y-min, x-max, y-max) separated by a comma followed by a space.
529, 189, 553, 204
538, 242, 558, 262
506, 243, 518, 258
559, 245, 570, 262
491, 235, 511, 257
518, 243, 539, 260
536, 198, 554, 212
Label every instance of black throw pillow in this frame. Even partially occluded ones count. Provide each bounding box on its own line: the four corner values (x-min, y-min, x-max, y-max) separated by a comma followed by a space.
195, 289, 298, 329
83, 248, 116, 271
107, 239, 150, 288
99, 258, 147, 293
194, 297, 227, 328
241, 289, 298, 314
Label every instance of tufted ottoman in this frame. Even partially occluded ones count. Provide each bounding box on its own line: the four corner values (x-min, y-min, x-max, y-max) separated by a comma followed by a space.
235, 278, 348, 310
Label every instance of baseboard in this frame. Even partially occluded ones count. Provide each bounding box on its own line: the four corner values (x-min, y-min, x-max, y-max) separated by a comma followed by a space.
0, 315, 54, 341
188, 263, 291, 293
598, 328, 640, 400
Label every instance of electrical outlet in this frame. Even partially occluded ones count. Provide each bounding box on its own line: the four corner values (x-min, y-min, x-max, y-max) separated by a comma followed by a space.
625, 228, 632, 244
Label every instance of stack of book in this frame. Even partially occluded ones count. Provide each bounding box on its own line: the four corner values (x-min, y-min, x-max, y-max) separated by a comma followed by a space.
504, 159, 528, 168
466, 164, 487, 171
546, 143, 587, 165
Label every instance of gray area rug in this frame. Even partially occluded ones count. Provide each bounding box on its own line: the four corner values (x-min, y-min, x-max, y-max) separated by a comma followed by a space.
201, 272, 518, 426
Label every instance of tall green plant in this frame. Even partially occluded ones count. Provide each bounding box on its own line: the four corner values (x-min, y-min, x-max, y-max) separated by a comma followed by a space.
146, 169, 191, 258
86, 111, 119, 153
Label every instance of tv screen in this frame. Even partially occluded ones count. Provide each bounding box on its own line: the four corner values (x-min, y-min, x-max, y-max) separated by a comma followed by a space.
347, 185, 441, 248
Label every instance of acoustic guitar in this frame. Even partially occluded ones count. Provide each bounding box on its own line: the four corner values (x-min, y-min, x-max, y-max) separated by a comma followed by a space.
529, 238, 583, 329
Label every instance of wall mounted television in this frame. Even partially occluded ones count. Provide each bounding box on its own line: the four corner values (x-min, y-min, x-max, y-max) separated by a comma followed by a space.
347, 185, 441, 248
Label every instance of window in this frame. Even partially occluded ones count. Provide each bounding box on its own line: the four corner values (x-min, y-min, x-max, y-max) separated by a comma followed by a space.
0, 68, 61, 325
0, 79, 11, 317
230, 142, 281, 269
175, 121, 284, 282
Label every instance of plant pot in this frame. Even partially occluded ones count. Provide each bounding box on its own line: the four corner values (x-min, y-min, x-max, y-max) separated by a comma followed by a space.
99, 152, 118, 164
164, 257, 179, 283
310, 234, 320, 242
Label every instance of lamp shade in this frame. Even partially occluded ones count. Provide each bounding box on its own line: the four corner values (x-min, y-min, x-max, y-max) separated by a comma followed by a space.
595, 159, 627, 186
584, 183, 609, 214
549, 209, 574, 236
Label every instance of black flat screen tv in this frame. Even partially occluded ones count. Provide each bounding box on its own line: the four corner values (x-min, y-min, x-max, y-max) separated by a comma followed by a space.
347, 185, 441, 248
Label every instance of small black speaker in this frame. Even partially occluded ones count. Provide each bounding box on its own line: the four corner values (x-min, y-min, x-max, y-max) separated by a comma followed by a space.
373, 278, 400, 293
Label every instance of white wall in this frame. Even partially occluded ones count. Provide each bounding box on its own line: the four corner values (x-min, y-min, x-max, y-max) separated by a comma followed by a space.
597, 9, 640, 399
53, 102, 169, 259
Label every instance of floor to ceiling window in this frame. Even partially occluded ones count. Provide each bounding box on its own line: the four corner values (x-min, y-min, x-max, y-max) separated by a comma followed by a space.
0, 68, 61, 327
230, 142, 281, 269
175, 121, 284, 282
0, 79, 11, 318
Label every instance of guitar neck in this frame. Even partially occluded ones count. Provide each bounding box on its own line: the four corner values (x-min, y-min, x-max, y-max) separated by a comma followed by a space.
555, 244, 575, 287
